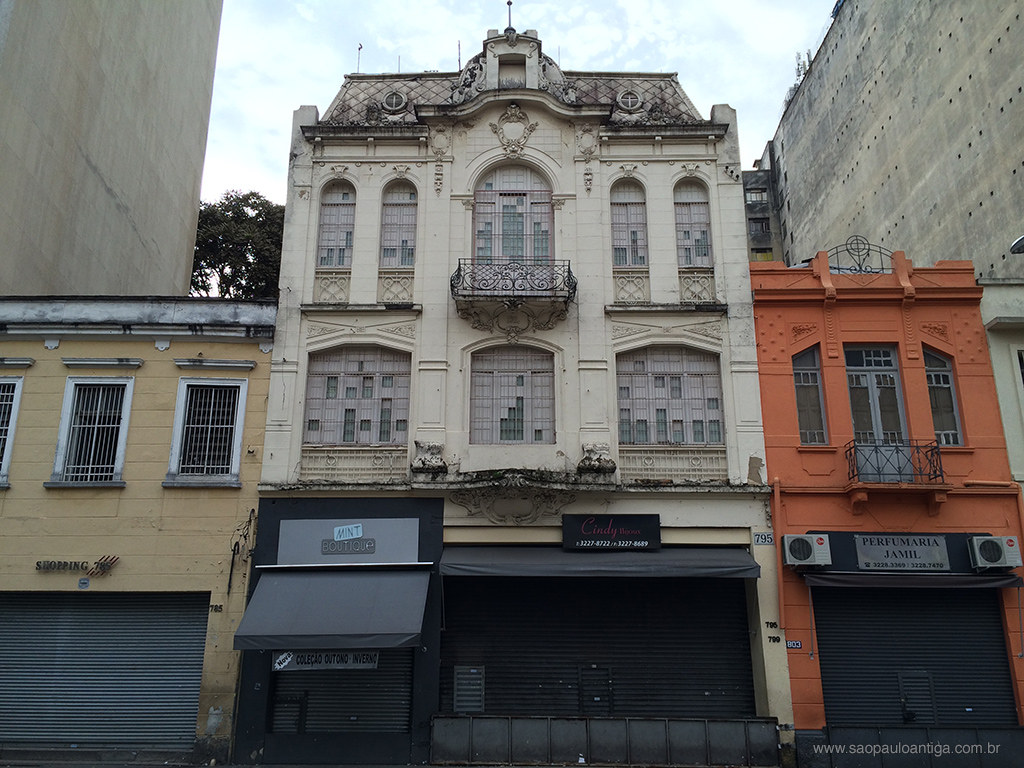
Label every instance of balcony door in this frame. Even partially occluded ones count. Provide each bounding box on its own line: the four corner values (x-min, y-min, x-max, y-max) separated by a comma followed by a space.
845, 347, 911, 481
474, 166, 552, 265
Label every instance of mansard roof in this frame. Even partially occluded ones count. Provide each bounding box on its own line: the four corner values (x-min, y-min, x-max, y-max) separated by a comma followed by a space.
319, 29, 703, 128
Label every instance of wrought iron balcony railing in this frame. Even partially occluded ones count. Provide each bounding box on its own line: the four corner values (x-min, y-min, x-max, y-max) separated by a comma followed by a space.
845, 439, 944, 484
450, 259, 577, 304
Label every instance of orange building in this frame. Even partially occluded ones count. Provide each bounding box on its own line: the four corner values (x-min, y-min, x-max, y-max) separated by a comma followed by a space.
751, 240, 1024, 763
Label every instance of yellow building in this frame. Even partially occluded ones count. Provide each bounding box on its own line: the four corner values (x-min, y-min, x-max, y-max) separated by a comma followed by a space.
0, 297, 274, 764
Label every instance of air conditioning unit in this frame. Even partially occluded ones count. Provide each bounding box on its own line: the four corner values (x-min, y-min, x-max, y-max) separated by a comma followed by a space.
783, 534, 832, 566
968, 536, 1023, 569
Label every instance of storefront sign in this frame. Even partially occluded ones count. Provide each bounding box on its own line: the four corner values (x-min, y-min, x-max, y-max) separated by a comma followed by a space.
278, 518, 418, 565
36, 555, 119, 577
855, 534, 950, 571
272, 650, 379, 671
562, 514, 660, 551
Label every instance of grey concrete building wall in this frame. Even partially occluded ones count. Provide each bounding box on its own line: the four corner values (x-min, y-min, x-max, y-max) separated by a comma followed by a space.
0, 0, 222, 295
772, 1, 1023, 273
770, 0, 1024, 479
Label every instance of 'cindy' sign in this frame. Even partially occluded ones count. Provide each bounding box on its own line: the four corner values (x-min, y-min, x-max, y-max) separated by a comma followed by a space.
563, 514, 660, 551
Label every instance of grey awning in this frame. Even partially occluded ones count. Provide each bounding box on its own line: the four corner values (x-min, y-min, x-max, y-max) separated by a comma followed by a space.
233, 570, 429, 650
439, 546, 760, 578
803, 571, 1024, 589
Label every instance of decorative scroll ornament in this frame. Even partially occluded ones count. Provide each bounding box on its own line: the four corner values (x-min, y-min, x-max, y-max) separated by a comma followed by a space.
450, 476, 576, 525
920, 322, 949, 342
679, 163, 700, 177
584, 166, 594, 196
458, 301, 570, 344
430, 126, 451, 157
393, 164, 410, 178
490, 103, 538, 159
619, 163, 638, 178
380, 324, 416, 338
435, 163, 444, 197
791, 323, 818, 342
612, 324, 649, 340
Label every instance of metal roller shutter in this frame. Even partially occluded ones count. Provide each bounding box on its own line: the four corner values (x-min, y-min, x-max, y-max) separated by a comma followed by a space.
0, 592, 208, 747
439, 576, 755, 718
813, 587, 1017, 726
270, 649, 414, 733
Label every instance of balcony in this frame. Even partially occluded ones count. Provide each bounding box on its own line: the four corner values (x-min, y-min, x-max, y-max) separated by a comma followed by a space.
451, 259, 576, 340
844, 439, 950, 515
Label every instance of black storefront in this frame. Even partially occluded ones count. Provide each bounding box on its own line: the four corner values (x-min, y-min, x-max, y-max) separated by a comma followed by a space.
232, 498, 443, 765
232, 506, 776, 766
795, 531, 1024, 768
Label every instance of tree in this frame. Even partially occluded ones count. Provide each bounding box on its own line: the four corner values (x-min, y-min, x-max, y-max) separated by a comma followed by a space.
191, 190, 284, 300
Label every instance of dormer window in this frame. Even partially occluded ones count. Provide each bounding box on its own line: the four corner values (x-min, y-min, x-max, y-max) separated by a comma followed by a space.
382, 91, 407, 112
617, 90, 642, 112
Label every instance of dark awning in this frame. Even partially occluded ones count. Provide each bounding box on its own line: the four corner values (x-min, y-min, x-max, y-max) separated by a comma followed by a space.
233, 570, 429, 650
439, 546, 760, 578
803, 571, 1024, 589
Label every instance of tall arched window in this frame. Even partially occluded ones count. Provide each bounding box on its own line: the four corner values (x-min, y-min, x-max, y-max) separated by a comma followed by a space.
616, 347, 723, 445
474, 167, 552, 264
380, 182, 417, 267
317, 181, 355, 268
303, 347, 411, 445
674, 181, 712, 267
470, 346, 555, 444
611, 181, 648, 266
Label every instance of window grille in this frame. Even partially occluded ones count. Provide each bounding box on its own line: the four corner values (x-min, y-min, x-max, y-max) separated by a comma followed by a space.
318, 182, 355, 267
304, 347, 411, 446
674, 182, 712, 267
62, 383, 127, 482
0, 379, 22, 482
380, 182, 417, 267
178, 385, 240, 474
845, 347, 906, 444
924, 349, 962, 446
473, 167, 553, 265
793, 346, 827, 444
616, 348, 723, 445
470, 347, 554, 444
611, 182, 648, 266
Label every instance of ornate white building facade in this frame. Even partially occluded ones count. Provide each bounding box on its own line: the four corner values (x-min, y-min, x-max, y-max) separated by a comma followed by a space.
236, 26, 791, 767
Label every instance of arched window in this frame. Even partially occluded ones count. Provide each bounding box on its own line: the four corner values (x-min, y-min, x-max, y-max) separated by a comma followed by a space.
474, 167, 552, 264
793, 345, 826, 445
616, 347, 723, 445
380, 182, 417, 267
924, 349, 962, 446
317, 181, 355, 268
470, 346, 555, 444
303, 347, 411, 445
674, 181, 712, 267
611, 181, 648, 266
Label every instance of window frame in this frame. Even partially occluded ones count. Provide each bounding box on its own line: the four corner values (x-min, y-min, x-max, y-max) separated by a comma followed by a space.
793, 346, 827, 445
0, 377, 25, 487
164, 377, 248, 488
470, 346, 555, 445
317, 181, 356, 268
380, 182, 418, 268
844, 346, 907, 444
924, 349, 962, 446
48, 376, 134, 487
611, 181, 649, 267
303, 347, 411, 447
615, 347, 725, 447
674, 182, 713, 268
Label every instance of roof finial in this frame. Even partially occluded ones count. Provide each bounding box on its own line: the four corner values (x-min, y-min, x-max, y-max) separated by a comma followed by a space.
507, 0, 513, 31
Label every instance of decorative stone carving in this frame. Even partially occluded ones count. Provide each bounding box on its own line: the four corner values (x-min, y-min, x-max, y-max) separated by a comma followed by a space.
539, 55, 577, 103
576, 125, 597, 160
450, 477, 576, 525
619, 163, 638, 178
393, 164, 411, 178
583, 166, 593, 196
411, 441, 447, 474
551, 197, 567, 210
434, 163, 444, 196
612, 324, 649, 340
380, 324, 416, 339
490, 103, 538, 159
791, 323, 818, 342
577, 444, 616, 474
430, 126, 451, 157
307, 324, 336, 337
920, 322, 949, 342
679, 163, 700, 177
457, 300, 569, 344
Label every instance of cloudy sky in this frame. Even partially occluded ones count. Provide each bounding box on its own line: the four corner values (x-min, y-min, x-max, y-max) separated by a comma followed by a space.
201, 0, 837, 204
